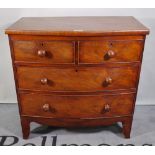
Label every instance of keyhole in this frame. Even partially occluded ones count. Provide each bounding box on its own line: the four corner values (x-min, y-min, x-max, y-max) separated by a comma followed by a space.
75, 69, 78, 72
109, 42, 113, 48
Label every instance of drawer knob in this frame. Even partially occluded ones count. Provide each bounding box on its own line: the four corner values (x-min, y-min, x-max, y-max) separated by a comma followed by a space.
104, 104, 111, 112
105, 77, 112, 85
107, 50, 115, 58
42, 104, 50, 112
40, 78, 48, 85
37, 50, 46, 57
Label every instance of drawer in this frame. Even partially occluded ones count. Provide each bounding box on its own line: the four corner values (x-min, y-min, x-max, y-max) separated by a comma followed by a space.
17, 66, 138, 92
79, 40, 143, 63
13, 41, 75, 64
20, 93, 135, 118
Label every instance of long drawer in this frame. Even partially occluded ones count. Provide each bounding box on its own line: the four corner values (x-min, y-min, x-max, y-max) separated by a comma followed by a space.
17, 66, 138, 92
20, 93, 135, 118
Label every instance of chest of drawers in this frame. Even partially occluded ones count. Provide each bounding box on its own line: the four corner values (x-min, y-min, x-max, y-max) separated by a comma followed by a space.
5, 17, 149, 139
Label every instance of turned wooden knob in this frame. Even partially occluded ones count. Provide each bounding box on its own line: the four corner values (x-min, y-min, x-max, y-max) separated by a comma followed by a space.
40, 78, 48, 85
105, 77, 112, 85
104, 104, 110, 112
42, 104, 50, 112
37, 50, 46, 57
107, 50, 115, 58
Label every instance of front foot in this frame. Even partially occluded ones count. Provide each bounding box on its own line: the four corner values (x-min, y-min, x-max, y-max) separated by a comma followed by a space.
21, 117, 30, 139
122, 118, 133, 138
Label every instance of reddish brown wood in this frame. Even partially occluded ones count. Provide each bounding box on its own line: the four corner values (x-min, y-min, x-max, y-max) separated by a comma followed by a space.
10, 35, 145, 41
79, 40, 144, 63
21, 117, 30, 139
17, 66, 139, 92
22, 116, 132, 128
20, 93, 135, 118
5, 17, 149, 139
13, 40, 75, 64
122, 117, 133, 138
5, 17, 149, 36
20, 89, 136, 95
21, 115, 133, 138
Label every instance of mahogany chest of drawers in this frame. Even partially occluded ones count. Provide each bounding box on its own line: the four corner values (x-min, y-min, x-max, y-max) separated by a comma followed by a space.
5, 17, 149, 139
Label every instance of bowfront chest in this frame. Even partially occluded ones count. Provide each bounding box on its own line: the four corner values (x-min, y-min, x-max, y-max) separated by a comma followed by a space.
5, 17, 149, 139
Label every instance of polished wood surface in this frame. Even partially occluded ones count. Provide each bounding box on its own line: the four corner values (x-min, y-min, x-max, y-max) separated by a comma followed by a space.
13, 40, 75, 64
17, 66, 138, 91
21, 116, 133, 138
79, 40, 144, 63
5, 17, 149, 36
5, 17, 149, 139
10, 35, 145, 41
20, 93, 135, 118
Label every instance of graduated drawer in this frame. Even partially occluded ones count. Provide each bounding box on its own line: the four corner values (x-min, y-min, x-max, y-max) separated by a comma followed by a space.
13, 41, 75, 64
79, 40, 143, 64
17, 66, 138, 92
20, 93, 135, 118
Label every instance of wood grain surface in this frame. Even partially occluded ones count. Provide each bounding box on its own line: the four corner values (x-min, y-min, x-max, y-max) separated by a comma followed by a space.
20, 93, 135, 118
6, 16, 149, 139
5, 17, 149, 36
17, 66, 139, 92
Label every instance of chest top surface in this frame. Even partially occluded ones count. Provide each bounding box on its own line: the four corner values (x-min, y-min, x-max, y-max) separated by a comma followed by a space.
5, 16, 149, 36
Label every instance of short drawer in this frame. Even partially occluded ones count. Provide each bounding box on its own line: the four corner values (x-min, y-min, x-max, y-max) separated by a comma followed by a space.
20, 93, 135, 118
79, 40, 143, 63
13, 41, 75, 64
17, 66, 138, 92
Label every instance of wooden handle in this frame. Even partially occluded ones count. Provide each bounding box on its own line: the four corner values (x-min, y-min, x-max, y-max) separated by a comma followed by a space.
40, 78, 48, 85
104, 104, 110, 112
37, 50, 46, 57
42, 104, 50, 112
105, 77, 112, 85
107, 50, 115, 58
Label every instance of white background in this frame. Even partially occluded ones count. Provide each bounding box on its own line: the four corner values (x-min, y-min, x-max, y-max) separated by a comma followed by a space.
0, 8, 154, 104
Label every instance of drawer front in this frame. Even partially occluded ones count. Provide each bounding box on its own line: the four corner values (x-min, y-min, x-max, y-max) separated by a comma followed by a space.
79, 40, 143, 63
17, 66, 138, 91
13, 41, 75, 64
20, 93, 135, 118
